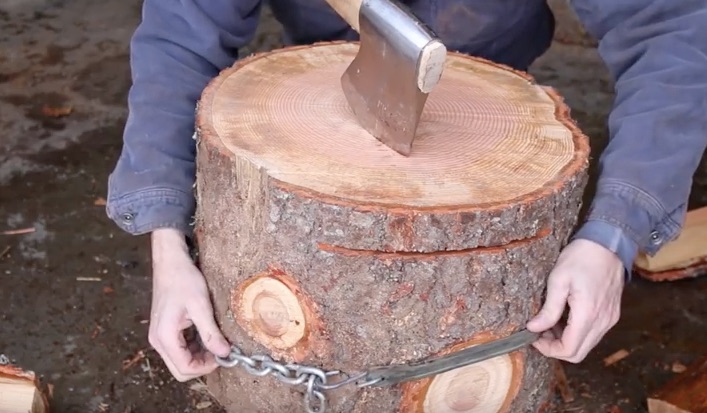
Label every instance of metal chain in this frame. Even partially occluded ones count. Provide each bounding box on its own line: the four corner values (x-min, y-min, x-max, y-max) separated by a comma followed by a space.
215, 346, 380, 413
214, 329, 536, 412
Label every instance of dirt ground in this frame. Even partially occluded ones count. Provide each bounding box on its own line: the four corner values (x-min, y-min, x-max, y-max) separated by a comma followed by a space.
1, 1, 705, 413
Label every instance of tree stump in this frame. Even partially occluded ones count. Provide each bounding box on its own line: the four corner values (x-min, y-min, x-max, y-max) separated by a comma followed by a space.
194, 41, 590, 413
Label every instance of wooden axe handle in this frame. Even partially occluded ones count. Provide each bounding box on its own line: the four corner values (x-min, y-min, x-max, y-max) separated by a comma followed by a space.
325, 0, 364, 32
324, 0, 447, 93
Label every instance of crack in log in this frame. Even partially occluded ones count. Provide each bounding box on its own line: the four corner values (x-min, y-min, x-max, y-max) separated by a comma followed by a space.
316, 227, 552, 259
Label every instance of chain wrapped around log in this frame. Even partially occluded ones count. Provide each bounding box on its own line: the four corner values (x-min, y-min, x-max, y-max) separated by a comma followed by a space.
215, 328, 540, 412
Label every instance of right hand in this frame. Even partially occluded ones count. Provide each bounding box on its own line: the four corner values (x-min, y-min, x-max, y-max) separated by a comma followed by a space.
148, 228, 231, 382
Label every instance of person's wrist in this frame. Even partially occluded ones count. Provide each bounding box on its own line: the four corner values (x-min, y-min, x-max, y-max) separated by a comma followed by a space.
151, 228, 190, 265
572, 219, 638, 279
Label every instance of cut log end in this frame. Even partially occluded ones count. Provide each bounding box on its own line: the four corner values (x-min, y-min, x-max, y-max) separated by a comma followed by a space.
232, 267, 324, 360
401, 334, 523, 413
423, 356, 514, 413
199, 41, 585, 210
0, 364, 50, 413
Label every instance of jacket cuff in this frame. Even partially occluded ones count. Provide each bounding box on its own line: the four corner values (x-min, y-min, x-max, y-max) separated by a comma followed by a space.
572, 219, 638, 281
582, 180, 683, 256
105, 187, 195, 237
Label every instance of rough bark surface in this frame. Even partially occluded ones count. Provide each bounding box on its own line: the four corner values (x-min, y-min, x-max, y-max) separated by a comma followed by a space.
193, 42, 590, 413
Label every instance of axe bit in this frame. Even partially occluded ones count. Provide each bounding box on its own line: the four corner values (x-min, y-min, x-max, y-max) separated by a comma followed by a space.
325, 0, 447, 156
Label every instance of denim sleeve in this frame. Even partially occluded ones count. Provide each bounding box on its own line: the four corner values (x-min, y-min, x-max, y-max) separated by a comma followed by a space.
106, 0, 261, 236
569, 0, 707, 264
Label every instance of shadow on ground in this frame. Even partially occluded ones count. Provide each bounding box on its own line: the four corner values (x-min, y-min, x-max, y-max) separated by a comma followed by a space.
1, 1, 705, 413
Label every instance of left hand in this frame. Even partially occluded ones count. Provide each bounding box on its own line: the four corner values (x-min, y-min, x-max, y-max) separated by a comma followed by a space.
526, 238, 625, 363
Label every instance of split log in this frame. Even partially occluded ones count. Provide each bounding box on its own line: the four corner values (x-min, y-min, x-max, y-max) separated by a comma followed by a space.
647, 356, 707, 413
635, 206, 707, 282
0, 364, 50, 413
194, 41, 590, 413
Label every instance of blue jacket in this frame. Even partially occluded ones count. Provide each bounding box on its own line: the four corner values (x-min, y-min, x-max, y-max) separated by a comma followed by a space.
106, 0, 707, 276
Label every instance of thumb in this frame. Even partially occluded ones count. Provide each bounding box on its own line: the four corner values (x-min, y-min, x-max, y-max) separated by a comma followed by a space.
527, 276, 569, 333
189, 301, 232, 358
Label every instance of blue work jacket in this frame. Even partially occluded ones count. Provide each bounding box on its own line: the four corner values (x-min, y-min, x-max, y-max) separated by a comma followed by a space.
106, 0, 707, 276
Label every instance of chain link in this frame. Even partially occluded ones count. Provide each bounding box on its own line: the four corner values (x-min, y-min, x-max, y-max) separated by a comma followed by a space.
215, 329, 535, 411
216, 346, 378, 413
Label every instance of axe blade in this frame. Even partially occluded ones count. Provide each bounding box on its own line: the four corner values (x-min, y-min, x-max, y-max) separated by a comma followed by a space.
340, 0, 446, 156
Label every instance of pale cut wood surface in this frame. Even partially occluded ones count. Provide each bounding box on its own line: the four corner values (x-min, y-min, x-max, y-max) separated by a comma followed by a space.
398, 333, 523, 413
0, 365, 49, 413
206, 42, 577, 208
635, 206, 707, 273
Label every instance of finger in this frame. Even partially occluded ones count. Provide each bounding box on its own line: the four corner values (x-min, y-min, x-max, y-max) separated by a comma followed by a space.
187, 299, 232, 358
161, 326, 219, 380
159, 346, 196, 382
532, 321, 562, 347
157, 311, 219, 379
526, 275, 570, 333
149, 324, 194, 382
533, 298, 594, 361
570, 306, 619, 363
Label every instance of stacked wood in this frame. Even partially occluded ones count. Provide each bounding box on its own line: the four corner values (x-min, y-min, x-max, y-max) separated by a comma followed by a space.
647, 356, 707, 413
0, 364, 50, 413
193, 41, 590, 412
635, 206, 707, 282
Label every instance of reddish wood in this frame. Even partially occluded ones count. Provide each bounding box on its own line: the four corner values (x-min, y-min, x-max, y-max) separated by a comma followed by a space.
193, 42, 590, 413
635, 259, 707, 282
647, 356, 707, 413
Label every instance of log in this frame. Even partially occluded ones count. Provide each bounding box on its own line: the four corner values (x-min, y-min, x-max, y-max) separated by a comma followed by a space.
193, 41, 590, 413
0, 364, 50, 413
647, 356, 707, 413
635, 206, 707, 282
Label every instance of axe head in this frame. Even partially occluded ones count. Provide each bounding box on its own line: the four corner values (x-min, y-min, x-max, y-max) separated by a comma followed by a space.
341, 0, 446, 156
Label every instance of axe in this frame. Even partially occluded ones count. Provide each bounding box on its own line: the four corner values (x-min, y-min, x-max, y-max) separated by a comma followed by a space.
325, 0, 447, 156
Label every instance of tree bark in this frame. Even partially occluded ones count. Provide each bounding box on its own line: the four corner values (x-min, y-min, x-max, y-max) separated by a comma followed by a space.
194, 41, 590, 413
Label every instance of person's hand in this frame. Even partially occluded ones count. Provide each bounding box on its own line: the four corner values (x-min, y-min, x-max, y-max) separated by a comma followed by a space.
148, 228, 231, 381
526, 238, 625, 363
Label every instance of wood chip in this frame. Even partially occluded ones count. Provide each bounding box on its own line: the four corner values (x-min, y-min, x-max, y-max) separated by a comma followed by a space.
195, 401, 213, 409
671, 362, 687, 373
41, 104, 72, 117
1, 227, 35, 235
604, 349, 630, 366
76, 277, 102, 282
554, 360, 575, 403
122, 349, 146, 371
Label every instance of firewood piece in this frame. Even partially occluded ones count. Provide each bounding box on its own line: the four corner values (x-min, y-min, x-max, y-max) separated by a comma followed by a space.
635, 206, 707, 276
194, 41, 590, 413
635, 259, 707, 283
0, 364, 50, 413
647, 356, 707, 413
